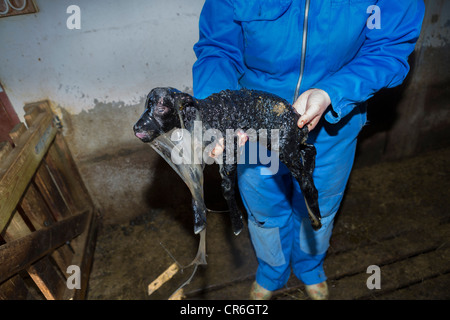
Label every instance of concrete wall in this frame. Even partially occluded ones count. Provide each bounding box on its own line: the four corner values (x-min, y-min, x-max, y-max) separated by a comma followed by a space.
0, 0, 204, 224
0, 0, 449, 224
0, 0, 203, 156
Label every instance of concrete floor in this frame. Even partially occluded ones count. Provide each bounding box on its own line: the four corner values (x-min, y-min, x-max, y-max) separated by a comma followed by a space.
86, 146, 450, 300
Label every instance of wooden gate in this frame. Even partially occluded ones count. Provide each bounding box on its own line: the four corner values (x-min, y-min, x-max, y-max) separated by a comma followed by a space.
0, 101, 98, 300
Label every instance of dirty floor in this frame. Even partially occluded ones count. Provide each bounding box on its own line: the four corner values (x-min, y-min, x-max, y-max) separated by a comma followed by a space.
86, 146, 450, 300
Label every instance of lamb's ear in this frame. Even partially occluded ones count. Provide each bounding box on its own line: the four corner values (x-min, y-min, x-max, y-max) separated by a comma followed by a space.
144, 91, 153, 109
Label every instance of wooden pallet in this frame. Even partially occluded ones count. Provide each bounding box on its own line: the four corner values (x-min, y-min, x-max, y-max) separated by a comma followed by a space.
0, 101, 98, 300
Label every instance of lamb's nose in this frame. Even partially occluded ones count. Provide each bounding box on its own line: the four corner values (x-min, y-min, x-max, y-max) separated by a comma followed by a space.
135, 132, 147, 139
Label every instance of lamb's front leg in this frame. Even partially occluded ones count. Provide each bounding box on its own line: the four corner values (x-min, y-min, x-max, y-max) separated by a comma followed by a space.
219, 162, 243, 235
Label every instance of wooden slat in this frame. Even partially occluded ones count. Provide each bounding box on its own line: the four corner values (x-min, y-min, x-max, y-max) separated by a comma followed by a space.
50, 247, 74, 280
23, 100, 53, 120
27, 256, 66, 300
19, 182, 54, 229
19, 182, 74, 278
34, 162, 72, 220
44, 133, 93, 213
9, 123, 27, 146
53, 132, 93, 205
1, 123, 31, 244
0, 211, 32, 241
148, 263, 180, 296
0, 210, 89, 283
49, 133, 97, 256
0, 274, 34, 300
24, 105, 43, 128
63, 209, 98, 300
0, 110, 56, 233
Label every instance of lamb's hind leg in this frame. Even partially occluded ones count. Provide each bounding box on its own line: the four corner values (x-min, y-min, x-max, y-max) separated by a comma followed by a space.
219, 162, 244, 235
281, 143, 322, 230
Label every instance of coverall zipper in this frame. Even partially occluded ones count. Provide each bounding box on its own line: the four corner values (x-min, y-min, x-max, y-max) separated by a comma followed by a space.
293, 0, 310, 102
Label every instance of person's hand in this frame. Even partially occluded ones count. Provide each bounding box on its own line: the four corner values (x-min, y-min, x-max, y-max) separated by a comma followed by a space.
208, 130, 248, 158
293, 89, 331, 131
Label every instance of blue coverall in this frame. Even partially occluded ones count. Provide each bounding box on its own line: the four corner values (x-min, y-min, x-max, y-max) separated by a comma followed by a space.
192, 0, 425, 290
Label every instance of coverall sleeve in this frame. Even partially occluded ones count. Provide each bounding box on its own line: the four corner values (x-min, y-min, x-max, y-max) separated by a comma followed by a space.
192, 0, 245, 99
314, 0, 425, 124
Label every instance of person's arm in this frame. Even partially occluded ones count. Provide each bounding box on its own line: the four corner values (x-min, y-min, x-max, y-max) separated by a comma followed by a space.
192, 0, 245, 99
296, 0, 425, 130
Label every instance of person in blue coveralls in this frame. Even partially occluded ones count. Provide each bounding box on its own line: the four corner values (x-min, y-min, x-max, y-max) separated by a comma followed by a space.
192, 0, 424, 300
